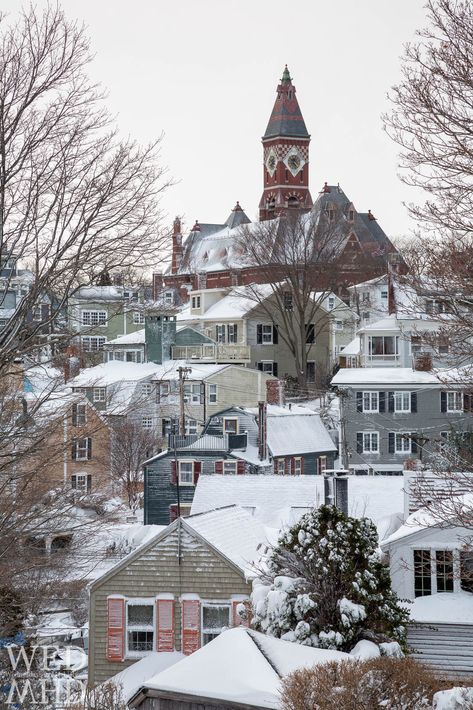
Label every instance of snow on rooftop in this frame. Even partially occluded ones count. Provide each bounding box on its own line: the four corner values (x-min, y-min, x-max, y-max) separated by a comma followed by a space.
191, 475, 405, 530
331, 367, 441, 386
107, 651, 184, 702
139, 627, 351, 709
357, 315, 401, 333
184, 506, 270, 575
266, 409, 336, 456
340, 336, 361, 356
106, 329, 145, 346
406, 591, 473, 624
68, 360, 230, 388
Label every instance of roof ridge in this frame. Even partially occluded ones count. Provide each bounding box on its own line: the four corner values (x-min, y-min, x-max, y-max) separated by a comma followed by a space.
246, 630, 282, 678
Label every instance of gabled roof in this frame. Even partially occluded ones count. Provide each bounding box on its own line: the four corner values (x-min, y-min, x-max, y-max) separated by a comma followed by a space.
132, 627, 350, 709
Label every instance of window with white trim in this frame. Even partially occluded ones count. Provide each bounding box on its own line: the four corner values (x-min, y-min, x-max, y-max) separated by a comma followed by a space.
335, 320, 343, 331
447, 391, 463, 412
93, 387, 106, 402
276, 458, 285, 474
202, 604, 230, 645
164, 291, 174, 306
73, 438, 91, 460
223, 461, 237, 475
81, 336, 106, 352
362, 432, 379, 453
215, 324, 226, 343
191, 295, 201, 309
394, 391, 410, 413
328, 296, 335, 310
294, 457, 302, 475
81, 310, 107, 327
208, 384, 217, 404
125, 350, 143, 363
126, 602, 154, 655
179, 461, 194, 485
141, 383, 153, 396
142, 417, 153, 429
363, 392, 378, 413
133, 311, 145, 324
72, 403, 87, 426
184, 383, 201, 404
260, 361, 275, 374
185, 419, 198, 435
395, 432, 411, 453
227, 323, 237, 344
223, 418, 238, 434
261, 324, 273, 344
71, 473, 91, 492
318, 456, 327, 474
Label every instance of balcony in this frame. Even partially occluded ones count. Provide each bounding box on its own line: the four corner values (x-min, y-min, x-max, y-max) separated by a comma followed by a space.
171, 343, 251, 364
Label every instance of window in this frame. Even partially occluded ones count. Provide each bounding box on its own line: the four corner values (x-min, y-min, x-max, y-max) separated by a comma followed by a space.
223, 418, 238, 434
328, 296, 335, 310
227, 323, 238, 344
306, 323, 315, 344
162, 418, 171, 437
127, 603, 154, 655
208, 384, 217, 404
294, 457, 302, 475
160, 382, 170, 399
141, 383, 153, 397
335, 320, 343, 331
215, 324, 226, 343
185, 419, 198, 435
164, 291, 174, 306
395, 433, 411, 453
72, 403, 87, 426
306, 361, 316, 383
81, 310, 107, 327
348, 209, 354, 221
93, 387, 106, 402
111, 350, 124, 361
318, 456, 327, 474
276, 458, 285, 475
394, 391, 411, 413
202, 604, 230, 645
362, 432, 379, 453
184, 383, 201, 404
142, 417, 153, 429
125, 350, 143, 363
414, 550, 432, 597
260, 324, 273, 344
72, 438, 91, 461
447, 391, 463, 412
381, 289, 388, 301
33, 305, 43, 321
179, 461, 194, 485
368, 336, 398, 357
71, 474, 91, 493
133, 311, 145, 324
363, 392, 378, 413
328, 208, 335, 221
51, 535, 72, 554
460, 552, 473, 593
223, 461, 237, 475
81, 336, 106, 352
283, 291, 293, 310
259, 361, 275, 375
191, 295, 201, 309
362, 312, 370, 322
436, 551, 453, 593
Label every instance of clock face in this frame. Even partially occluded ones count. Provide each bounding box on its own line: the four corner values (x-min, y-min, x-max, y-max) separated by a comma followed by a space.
287, 153, 301, 172
266, 153, 277, 174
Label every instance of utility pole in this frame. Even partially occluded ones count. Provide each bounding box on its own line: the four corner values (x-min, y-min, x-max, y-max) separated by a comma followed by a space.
178, 366, 192, 435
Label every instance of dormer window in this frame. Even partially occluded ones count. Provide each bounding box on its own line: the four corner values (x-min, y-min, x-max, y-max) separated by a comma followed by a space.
191, 295, 201, 309
348, 209, 355, 221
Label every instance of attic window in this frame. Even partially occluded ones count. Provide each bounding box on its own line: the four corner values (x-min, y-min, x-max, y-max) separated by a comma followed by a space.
348, 209, 354, 221
327, 207, 335, 221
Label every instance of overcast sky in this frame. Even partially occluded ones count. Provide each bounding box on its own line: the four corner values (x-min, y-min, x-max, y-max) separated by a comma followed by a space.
5, 0, 428, 239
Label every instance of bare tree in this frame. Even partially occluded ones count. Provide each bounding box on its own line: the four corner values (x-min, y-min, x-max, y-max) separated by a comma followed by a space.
0, 4, 171, 373
236, 210, 356, 391
111, 419, 161, 511
384, 0, 473, 238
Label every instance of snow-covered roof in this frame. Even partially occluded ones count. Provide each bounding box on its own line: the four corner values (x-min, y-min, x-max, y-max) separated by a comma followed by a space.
406, 591, 473, 625
191, 475, 405, 530
106, 651, 184, 703
340, 336, 361, 356
347, 274, 388, 290
133, 627, 350, 709
105, 329, 145, 346
74, 286, 126, 300
331, 367, 441, 386
266, 408, 337, 456
357, 315, 400, 333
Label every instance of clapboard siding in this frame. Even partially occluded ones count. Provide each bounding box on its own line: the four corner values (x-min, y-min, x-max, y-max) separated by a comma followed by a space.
137, 696, 264, 710
408, 622, 473, 678
89, 525, 250, 686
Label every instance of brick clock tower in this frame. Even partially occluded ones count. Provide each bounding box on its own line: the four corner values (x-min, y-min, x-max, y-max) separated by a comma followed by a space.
259, 66, 313, 221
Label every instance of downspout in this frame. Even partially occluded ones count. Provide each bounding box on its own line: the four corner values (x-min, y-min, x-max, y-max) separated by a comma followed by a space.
63, 413, 68, 485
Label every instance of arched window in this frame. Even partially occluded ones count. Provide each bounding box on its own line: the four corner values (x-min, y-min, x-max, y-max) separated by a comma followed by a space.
288, 195, 300, 209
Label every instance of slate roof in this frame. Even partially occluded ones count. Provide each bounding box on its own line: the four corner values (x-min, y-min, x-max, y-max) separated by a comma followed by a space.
263, 66, 309, 139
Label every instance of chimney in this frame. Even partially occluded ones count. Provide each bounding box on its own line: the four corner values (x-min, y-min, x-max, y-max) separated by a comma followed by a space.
145, 311, 177, 364
266, 379, 284, 406
171, 217, 183, 275
324, 472, 348, 516
367, 209, 376, 221
64, 345, 80, 383
152, 272, 164, 301
257, 401, 268, 461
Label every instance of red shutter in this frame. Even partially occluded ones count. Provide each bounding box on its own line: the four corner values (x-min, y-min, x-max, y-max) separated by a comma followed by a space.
237, 460, 245, 475
193, 461, 201, 485
232, 600, 251, 628
284, 458, 289, 475
171, 460, 177, 485
300, 457, 304, 474
214, 461, 223, 474
182, 600, 201, 655
106, 597, 125, 662
156, 599, 174, 652
291, 458, 295, 475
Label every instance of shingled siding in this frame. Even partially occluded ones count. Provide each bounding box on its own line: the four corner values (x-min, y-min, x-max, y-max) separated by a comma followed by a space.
89, 525, 251, 686
144, 452, 241, 526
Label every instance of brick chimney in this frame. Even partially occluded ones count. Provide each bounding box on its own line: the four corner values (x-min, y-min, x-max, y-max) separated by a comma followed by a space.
171, 217, 183, 275
152, 272, 163, 301
257, 401, 268, 461
266, 379, 285, 406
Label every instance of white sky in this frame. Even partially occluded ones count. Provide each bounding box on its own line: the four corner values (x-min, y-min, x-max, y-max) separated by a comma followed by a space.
5, 1, 428, 239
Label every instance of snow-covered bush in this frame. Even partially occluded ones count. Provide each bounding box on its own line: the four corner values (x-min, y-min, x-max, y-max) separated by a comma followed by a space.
251, 505, 408, 651
280, 657, 442, 710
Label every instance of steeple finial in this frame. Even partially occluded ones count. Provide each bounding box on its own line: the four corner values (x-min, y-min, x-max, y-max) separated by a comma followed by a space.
281, 64, 292, 82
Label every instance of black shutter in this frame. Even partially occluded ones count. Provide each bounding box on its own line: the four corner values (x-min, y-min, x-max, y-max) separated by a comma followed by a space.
273, 325, 278, 344
71, 476, 77, 489
234, 324, 238, 342
356, 433, 363, 454
87, 475, 92, 493
388, 392, 395, 413
464, 394, 471, 412
257, 362, 263, 371
273, 362, 278, 377
379, 391, 386, 413
71, 441, 76, 460
411, 392, 417, 413
356, 392, 363, 413
388, 432, 395, 454
411, 434, 418, 454
441, 391, 447, 413
200, 382, 205, 404
257, 324, 263, 345
87, 438, 92, 460
71, 403, 78, 426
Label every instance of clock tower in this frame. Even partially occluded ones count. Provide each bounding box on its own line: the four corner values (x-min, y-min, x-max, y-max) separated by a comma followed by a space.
259, 66, 313, 221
